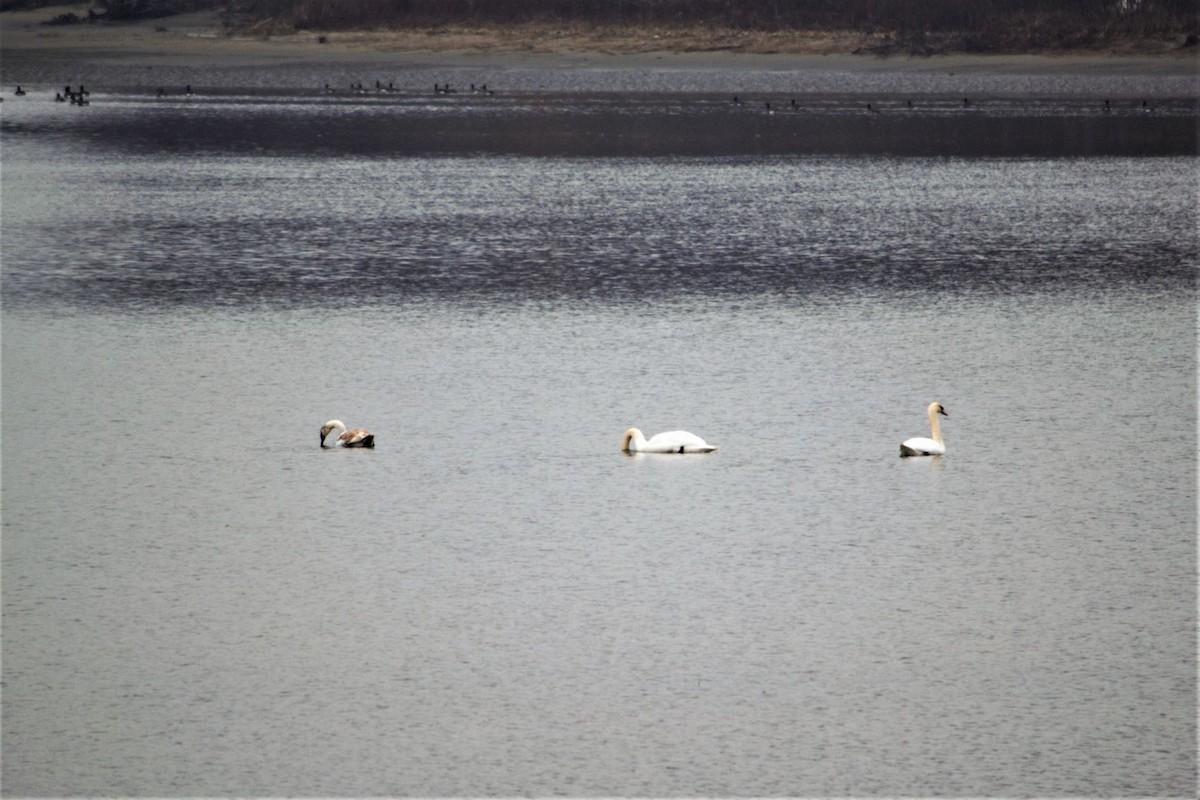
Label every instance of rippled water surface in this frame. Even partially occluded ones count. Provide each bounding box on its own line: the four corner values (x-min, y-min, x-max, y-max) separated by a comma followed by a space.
2, 65, 1196, 797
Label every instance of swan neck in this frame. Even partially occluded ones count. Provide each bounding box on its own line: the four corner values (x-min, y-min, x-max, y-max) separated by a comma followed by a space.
321, 420, 347, 446
928, 408, 943, 445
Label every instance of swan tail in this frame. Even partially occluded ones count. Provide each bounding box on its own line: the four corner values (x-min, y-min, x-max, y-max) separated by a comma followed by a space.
899, 443, 921, 457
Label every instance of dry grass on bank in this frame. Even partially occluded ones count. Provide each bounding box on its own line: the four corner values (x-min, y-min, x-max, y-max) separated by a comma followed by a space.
240, 18, 1196, 57
3, 3, 1196, 59
239, 21, 878, 56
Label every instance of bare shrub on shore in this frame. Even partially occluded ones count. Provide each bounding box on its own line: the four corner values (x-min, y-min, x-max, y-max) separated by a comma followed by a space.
13, 1, 1195, 51
228, 0, 1196, 39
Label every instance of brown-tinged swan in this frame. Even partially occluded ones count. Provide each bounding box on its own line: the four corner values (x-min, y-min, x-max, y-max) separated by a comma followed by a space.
320, 419, 375, 448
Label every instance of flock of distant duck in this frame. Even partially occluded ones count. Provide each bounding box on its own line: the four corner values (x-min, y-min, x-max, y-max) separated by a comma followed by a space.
322, 401, 951, 457
9, 82, 1157, 114
323, 81, 497, 95
58, 85, 90, 104
736, 94, 1157, 115
8, 83, 194, 104
8, 84, 92, 104
7, 81, 494, 104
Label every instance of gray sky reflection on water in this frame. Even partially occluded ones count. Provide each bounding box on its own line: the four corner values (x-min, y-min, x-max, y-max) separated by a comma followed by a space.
0, 63, 1196, 797
0, 143, 1194, 312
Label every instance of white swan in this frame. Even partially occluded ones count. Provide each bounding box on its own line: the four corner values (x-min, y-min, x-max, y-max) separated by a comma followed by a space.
622, 427, 717, 454
320, 419, 375, 448
900, 402, 948, 457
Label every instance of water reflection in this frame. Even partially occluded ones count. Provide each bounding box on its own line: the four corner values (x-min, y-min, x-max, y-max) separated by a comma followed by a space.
2, 143, 1194, 311
3, 90, 1196, 160
2, 64, 1196, 798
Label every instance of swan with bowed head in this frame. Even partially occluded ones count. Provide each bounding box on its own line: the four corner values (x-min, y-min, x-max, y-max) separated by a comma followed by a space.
320, 419, 375, 448
621, 427, 718, 454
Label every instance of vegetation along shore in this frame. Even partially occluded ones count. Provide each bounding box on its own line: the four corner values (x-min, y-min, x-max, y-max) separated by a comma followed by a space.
2, 0, 1197, 57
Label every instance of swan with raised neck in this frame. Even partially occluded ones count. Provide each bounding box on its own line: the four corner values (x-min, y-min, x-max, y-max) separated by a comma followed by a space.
899, 403, 948, 457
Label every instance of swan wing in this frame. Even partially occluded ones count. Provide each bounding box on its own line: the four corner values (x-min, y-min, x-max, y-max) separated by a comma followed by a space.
339, 428, 375, 447
900, 437, 944, 457
644, 430, 717, 453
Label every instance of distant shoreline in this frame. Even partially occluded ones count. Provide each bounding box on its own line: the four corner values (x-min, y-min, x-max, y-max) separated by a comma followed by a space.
3, 4, 1198, 78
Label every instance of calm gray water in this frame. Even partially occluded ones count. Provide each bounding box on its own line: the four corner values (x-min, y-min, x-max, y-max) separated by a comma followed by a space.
1, 62, 1197, 797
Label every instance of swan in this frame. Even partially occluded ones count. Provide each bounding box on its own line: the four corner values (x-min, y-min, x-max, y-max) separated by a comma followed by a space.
622, 428, 717, 454
320, 419, 375, 448
900, 402, 948, 457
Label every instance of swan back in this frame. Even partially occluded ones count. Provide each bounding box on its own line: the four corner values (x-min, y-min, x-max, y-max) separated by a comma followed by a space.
900, 438, 945, 456
339, 428, 375, 447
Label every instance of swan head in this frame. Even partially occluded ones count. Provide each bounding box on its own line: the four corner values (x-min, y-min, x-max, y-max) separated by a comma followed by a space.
621, 428, 643, 452
929, 402, 948, 418
320, 419, 346, 447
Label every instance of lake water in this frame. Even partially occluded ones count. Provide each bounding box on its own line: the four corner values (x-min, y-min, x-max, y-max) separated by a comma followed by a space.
1, 59, 1197, 796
